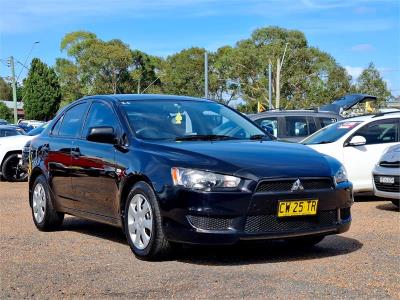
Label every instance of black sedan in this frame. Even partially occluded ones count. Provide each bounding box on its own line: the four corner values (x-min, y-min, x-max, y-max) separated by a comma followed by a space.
28, 94, 353, 260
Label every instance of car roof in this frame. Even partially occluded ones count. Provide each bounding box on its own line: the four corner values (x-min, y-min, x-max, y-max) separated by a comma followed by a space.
342, 111, 400, 122
250, 110, 339, 118
83, 94, 213, 103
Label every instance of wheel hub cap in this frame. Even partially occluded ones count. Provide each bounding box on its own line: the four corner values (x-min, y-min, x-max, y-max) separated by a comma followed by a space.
32, 183, 46, 223
127, 194, 153, 250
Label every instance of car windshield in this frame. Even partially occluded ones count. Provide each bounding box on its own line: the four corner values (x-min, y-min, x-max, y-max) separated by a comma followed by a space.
302, 121, 362, 144
121, 99, 268, 141
28, 123, 48, 136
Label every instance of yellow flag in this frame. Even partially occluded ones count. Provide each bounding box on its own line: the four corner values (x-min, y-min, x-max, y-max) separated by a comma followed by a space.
365, 101, 373, 113
257, 101, 266, 113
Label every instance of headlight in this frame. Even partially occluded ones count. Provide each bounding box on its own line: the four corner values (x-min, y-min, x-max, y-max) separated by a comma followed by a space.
171, 167, 241, 191
334, 165, 348, 184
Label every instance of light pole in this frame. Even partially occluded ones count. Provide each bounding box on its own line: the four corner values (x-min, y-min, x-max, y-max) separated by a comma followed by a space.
8, 41, 40, 124
275, 42, 289, 109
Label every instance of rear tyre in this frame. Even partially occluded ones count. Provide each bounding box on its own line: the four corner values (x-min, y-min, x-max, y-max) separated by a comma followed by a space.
391, 200, 399, 208
1, 153, 28, 182
31, 175, 64, 231
124, 181, 173, 260
287, 235, 325, 247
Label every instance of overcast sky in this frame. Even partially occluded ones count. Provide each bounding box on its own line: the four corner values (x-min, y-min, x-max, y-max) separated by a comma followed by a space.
1, 0, 399, 96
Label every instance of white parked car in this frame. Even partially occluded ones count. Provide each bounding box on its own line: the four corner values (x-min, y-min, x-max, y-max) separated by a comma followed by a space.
302, 112, 400, 194
0, 123, 48, 182
0, 135, 32, 181
372, 144, 400, 207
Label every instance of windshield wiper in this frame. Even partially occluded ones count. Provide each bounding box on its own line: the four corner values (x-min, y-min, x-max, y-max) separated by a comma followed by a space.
249, 134, 268, 140
175, 134, 238, 141
303, 140, 332, 145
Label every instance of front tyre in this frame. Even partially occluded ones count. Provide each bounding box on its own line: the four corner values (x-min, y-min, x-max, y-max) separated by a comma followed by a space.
124, 182, 173, 260
31, 175, 64, 231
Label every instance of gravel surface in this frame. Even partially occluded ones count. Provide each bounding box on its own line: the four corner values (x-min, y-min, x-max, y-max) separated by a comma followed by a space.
1, 182, 399, 299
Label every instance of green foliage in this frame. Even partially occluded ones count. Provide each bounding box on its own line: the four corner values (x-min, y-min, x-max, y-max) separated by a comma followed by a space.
162, 47, 206, 97
53, 27, 391, 113
0, 101, 13, 122
23, 58, 61, 121
0, 77, 12, 100
356, 62, 391, 105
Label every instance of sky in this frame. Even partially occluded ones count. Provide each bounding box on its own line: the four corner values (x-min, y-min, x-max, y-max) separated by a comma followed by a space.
0, 0, 399, 96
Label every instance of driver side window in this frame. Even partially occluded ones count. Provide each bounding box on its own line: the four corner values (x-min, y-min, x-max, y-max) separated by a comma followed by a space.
83, 102, 119, 138
353, 119, 399, 145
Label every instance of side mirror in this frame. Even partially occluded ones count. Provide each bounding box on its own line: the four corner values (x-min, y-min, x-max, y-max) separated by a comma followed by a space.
87, 127, 117, 144
347, 135, 366, 146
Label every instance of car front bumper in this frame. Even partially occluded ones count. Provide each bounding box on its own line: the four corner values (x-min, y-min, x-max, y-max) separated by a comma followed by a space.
372, 166, 400, 200
159, 182, 353, 245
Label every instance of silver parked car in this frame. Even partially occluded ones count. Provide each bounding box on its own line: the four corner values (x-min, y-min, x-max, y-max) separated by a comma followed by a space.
372, 144, 400, 208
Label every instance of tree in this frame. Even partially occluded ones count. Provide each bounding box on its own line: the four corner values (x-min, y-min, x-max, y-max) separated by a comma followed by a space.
0, 101, 13, 122
162, 47, 206, 97
131, 50, 163, 94
0, 77, 12, 100
228, 26, 352, 111
356, 63, 391, 105
23, 58, 61, 120
55, 58, 83, 107
59, 31, 133, 95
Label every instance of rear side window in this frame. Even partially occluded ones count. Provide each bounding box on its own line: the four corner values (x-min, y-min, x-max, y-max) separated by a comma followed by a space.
285, 116, 308, 137
83, 102, 119, 137
320, 117, 337, 128
58, 103, 88, 137
353, 119, 399, 145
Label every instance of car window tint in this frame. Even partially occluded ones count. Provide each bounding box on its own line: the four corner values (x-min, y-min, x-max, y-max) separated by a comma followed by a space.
83, 102, 119, 138
308, 118, 317, 134
254, 117, 278, 137
285, 116, 308, 137
354, 119, 399, 145
58, 103, 88, 137
320, 117, 337, 128
51, 115, 64, 136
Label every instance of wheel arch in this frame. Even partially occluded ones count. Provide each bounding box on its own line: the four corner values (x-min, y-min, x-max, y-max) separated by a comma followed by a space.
119, 174, 154, 225
29, 167, 45, 207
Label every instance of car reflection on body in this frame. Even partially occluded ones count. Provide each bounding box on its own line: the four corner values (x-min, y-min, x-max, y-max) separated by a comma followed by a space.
29, 94, 353, 260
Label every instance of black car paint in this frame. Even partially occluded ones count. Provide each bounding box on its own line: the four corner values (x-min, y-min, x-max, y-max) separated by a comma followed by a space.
29, 95, 353, 245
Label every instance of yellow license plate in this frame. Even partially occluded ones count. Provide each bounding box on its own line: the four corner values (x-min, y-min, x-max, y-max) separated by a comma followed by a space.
278, 200, 318, 217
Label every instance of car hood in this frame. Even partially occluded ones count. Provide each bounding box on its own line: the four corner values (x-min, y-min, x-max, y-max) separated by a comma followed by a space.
320, 94, 377, 114
0, 134, 32, 147
142, 140, 333, 181
380, 144, 400, 164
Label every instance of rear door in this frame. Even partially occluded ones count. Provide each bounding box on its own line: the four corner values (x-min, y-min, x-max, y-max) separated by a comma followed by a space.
47, 102, 89, 209
343, 118, 400, 191
70, 100, 120, 219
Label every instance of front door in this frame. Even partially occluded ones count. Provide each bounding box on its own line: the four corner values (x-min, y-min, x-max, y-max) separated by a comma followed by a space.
343, 118, 399, 191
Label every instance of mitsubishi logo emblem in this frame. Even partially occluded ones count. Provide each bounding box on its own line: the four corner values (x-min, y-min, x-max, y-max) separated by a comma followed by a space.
291, 179, 304, 191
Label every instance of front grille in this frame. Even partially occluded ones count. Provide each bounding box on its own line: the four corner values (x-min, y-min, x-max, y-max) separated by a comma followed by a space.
374, 175, 400, 192
256, 178, 334, 193
187, 215, 234, 231
379, 161, 400, 168
244, 210, 337, 234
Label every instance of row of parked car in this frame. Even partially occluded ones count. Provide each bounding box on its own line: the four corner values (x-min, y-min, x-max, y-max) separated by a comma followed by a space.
0, 93, 398, 260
